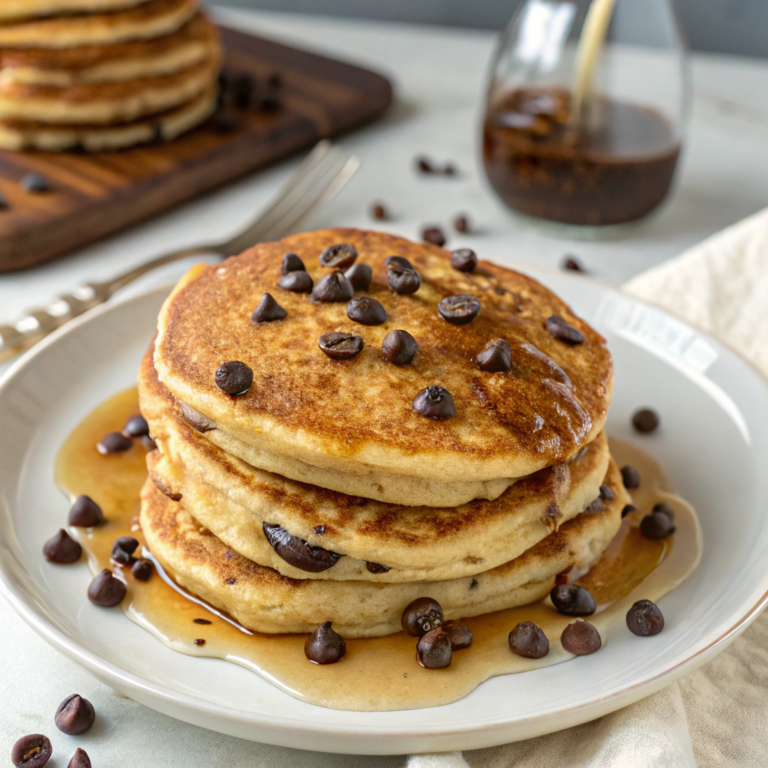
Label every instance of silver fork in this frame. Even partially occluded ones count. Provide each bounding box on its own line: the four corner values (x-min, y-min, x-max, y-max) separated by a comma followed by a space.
0, 140, 360, 365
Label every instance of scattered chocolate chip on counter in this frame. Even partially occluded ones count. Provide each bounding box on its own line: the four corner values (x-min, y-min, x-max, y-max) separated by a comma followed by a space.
401, 597, 444, 637
550, 583, 597, 616
87, 568, 126, 607
561, 619, 601, 655
412, 385, 456, 419
632, 407, 660, 434
318, 332, 364, 360
11, 733, 52, 768
43, 529, 82, 564
67, 748, 91, 768
305, 621, 346, 664
626, 599, 665, 636
215, 361, 253, 396
55, 694, 95, 736
509, 621, 549, 658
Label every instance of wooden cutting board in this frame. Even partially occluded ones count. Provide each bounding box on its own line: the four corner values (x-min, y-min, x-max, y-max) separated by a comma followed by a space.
0, 27, 392, 272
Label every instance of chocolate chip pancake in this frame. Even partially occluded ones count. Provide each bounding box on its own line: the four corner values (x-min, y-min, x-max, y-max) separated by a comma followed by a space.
0, 0, 150, 22
140, 465, 627, 637
154, 230, 613, 491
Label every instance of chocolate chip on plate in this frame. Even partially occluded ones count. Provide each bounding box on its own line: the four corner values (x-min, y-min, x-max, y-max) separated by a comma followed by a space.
68, 495, 104, 527
401, 596, 444, 637
443, 621, 473, 651
22, 173, 50, 194
632, 407, 660, 434
96, 431, 132, 455
387, 261, 421, 295
277, 270, 313, 293
43, 529, 82, 564
67, 748, 91, 768
371, 202, 388, 220
477, 338, 512, 372
422, 226, 446, 247
415, 156, 433, 173
550, 583, 596, 616
319, 243, 358, 270
312, 270, 355, 302
640, 511, 675, 539
561, 619, 601, 655
215, 361, 253, 396
453, 214, 470, 234
416, 627, 452, 669
122, 414, 149, 438
345, 263, 373, 292
281, 251, 305, 274
366, 561, 391, 574
652, 502, 675, 522
305, 621, 346, 664
131, 558, 154, 581
55, 694, 95, 736
438, 294, 481, 325
347, 296, 387, 326
599, 483, 616, 500
87, 569, 126, 607
251, 293, 287, 323
263, 522, 341, 572
620, 465, 641, 489
545, 315, 584, 345
621, 504, 638, 518
626, 599, 665, 636
413, 385, 455, 419
561, 255, 585, 273
111, 536, 139, 566
450, 248, 477, 273
382, 329, 418, 365
509, 621, 550, 659
11, 734, 52, 768
180, 402, 215, 433
318, 332, 364, 360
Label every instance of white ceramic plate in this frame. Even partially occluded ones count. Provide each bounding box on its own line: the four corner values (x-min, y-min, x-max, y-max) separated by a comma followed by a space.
1, 272, 767, 755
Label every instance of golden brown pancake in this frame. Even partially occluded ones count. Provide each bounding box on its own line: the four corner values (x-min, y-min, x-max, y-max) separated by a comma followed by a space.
154, 230, 613, 487
0, 0, 151, 23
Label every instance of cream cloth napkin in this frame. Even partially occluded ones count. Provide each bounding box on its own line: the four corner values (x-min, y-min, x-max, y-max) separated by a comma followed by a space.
409, 207, 768, 768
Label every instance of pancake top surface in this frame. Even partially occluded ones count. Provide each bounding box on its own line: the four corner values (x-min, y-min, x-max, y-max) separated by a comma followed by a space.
154, 229, 613, 481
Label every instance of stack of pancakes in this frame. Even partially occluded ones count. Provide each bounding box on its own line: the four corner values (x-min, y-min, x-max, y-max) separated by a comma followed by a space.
0, 0, 220, 151
138, 229, 628, 638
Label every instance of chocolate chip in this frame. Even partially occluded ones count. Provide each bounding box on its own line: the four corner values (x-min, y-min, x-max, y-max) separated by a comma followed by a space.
415, 156, 433, 173
141, 434, 157, 451
438, 294, 481, 325
67, 748, 91, 768
22, 173, 50, 194
366, 561, 391, 574
416, 627, 452, 669
586, 497, 606, 513
277, 270, 313, 293
450, 248, 477, 272
225, 577, 236, 584
131, 558, 154, 581
561, 255, 585, 273
385, 255, 413, 270
97, 431, 132, 454
180, 402, 215, 432
640, 511, 675, 539
620, 465, 640, 489
509, 621, 550, 659
281, 252, 305, 274
318, 332, 364, 360
632, 408, 659, 434
213, 111, 240, 133
561, 619, 601, 655
122, 414, 149, 438
550, 583, 596, 616
652, 502, 675, 522
347, 296, 387, 326
43, 529, 82, 564
111, 536, 139, 566
413, 385, 455, 419
194, 638, 206, 646
215, 361, 253, 396
11, 734, 52, 768
313, 524, 326, 535
87, 569, 126, 607
621, 504, 637, 518
68, 495, 104, 527
387, 262, 421, 295
319, 243, 357, 270
305, 621, 346, 664
401, 597, 444, 637
382, 329, 418, 365
345, 263, 372, 292
599, 483, 616, 500
422, 226, 446, 247
194, 618, 212, 625
477, 338, 512, 372
443, 621, 473, 650
545, 315, 584, 345
312, 270, 355, 302
55, 694, 95, 736
453, 214, 470, 233
371, 202, 388, 220
263, 522, 341, 572
626, 599, 664, 636
251, 293, 287, 323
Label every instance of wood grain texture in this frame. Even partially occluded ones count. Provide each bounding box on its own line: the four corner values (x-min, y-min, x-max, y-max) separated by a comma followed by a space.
0, 27, 392, 271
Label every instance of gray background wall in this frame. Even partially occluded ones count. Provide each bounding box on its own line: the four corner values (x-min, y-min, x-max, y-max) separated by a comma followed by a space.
212, 0, 768, 58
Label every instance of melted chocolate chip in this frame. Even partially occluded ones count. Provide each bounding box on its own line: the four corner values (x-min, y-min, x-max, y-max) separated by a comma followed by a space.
251, 293, 287, 323
179, 402, 215, 432
620, 465, 641, 489
277, 270, 313, 293
401, 597, 444, 637
68, 495, 104, 527
412, 385, 455, 419
149, 469, 182, 501
371, 202, 388, 220
416, 627, 452, 669
281, 252, 305, 274
599, 483, 616, 500
438, 294, 481, 325
67, 748, 91, 768
387, 262, 421, 295
43, 529, 82, 564
319, 243, 358, 270
509, 621, 550, 659
626, 599, 665, 636
131, 558, 154, 581
453, 214, 470, 233
312, 270, 355, 302
87, 569, 126, 607
382, 329, 418, 365
640, 511, 675, 539
622, 504, 638, 518
422, 226, 446, 247
366, 561, 391, 574
111, 536, 139, 566
443, 621, 473, 650
263, 522, 341, 572
652, 502, 675, 522
545, 315, 584, 345
305, 621, 346, 664
318, 332, 364, 360
345, 263, 373, 292
55, 694, 95, 736
11, 734, 52, 768
551, 583, 596, 616
215, 361, 253, 396
450, 248, 477, 273
97, 431, 132, 454
347, 296, 388, 326
122, 414, 149, 437
632, 408, 660, 434
477, 338, 512, 372
561, 619, 601, 655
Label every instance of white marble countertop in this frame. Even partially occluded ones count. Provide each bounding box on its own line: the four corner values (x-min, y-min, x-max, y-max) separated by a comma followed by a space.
1, 8, 767, 765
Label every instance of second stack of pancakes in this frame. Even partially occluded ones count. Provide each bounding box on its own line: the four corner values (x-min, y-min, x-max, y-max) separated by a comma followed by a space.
138, 228, 628, 637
